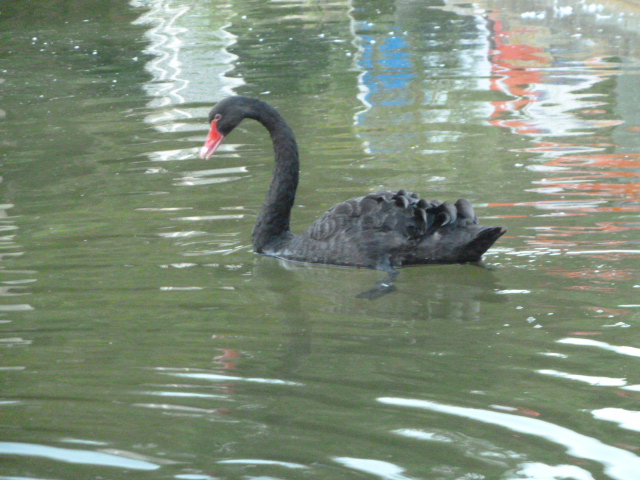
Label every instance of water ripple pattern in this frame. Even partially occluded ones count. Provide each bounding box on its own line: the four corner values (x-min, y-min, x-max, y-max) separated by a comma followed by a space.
132, 0, 243, 138
378, 397, 640, 480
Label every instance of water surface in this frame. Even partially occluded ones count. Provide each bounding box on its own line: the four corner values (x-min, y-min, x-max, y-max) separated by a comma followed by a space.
1, 1, 640, 479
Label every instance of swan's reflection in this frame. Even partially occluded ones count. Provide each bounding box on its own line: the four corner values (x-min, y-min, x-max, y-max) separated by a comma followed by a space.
253, 254, 506, 322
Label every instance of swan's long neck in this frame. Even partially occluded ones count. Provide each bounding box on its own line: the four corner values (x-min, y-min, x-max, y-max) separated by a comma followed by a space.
249, 102, 299, 252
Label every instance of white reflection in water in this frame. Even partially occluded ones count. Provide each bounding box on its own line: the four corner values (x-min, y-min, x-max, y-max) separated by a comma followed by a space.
217, 459, 307, 469
61, 438, 108, 446
159, 286, 203, 291
133, 403, 221, 415
158, 262, 198, 268
378, 397, 640, 480
132, 0, 191, 126
174, 176, 244, 187
592, 408, 640, 433
557, 338, 640, 358
156, 232, 203, 239
175, 474, 216, 480
180, 167, 249, 177
132, 0, 243, 112
0, 338, 32, 347
174, 166, 249, 186
165, 371, 303, 386
334, 457, 415, 480
140, 391, 228, 399
131, 0, 244, 161
391, 428, 453, 443
173, 214, 244, 222
393, 426, 599, 478
0, 304, 34, 312
536, 369, 627, 387
508, 462, 595, 480
566, 250, 640, 256
0, 204, 35, 319
0, 442, 159, 471
393, 426, 529, 469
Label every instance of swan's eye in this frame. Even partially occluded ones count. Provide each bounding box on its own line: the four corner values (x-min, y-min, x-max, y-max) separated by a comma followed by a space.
213, 114, 222, 122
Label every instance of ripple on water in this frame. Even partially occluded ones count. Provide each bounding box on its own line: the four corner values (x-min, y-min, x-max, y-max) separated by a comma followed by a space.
0, 442, 160, 471
377, 397, 640, 480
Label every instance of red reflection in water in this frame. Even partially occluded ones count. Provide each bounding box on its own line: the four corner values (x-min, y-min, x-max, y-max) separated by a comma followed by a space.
547, 154, 640, 169
487, 13, 638, 210
584, 306, 631, 317
531, 222, 640, 237
486, 14, 640, 219
548, 267, 636, 281
534, 154, 640, 203
488, 15, 549, 135
565, 285, 614, 292
214, 348, 239, 370
485, 11, 639, 301
615, 390, 640, 402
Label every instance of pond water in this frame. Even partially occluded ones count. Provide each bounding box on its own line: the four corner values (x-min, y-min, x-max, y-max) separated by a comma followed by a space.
1, 0, 640, 479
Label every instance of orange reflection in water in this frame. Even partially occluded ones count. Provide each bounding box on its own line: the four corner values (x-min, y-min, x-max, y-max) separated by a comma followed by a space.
547, 154, 640, 169
485, 10, 640, 301
488, 14, 550, 135
523, 152, 639, 213
537, 154, 640, 204
584, 306, 633, 317
486, 14, 640, 216
548, 267, 636, 281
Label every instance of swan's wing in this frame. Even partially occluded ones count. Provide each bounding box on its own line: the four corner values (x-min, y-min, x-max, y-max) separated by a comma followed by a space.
285, 190, 499, 269
305, 190, 479, 243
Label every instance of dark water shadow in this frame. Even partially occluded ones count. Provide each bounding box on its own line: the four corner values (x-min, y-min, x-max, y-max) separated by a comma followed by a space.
252, 255, 507, 318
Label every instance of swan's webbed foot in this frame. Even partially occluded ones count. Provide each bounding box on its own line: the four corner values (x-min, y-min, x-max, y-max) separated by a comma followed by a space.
356, 270, 399, 300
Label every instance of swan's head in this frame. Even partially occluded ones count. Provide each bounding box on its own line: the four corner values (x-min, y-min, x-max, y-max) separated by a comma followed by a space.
199, 96, 257, 159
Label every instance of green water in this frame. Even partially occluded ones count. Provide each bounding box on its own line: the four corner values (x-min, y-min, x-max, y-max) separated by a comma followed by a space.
2, 1, 640, 479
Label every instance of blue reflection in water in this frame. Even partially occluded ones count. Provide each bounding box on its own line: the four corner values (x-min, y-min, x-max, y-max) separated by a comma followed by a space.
356, 26, 416, 122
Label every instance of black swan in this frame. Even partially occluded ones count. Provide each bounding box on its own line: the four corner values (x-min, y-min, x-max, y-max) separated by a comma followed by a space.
200, 96, 505, 272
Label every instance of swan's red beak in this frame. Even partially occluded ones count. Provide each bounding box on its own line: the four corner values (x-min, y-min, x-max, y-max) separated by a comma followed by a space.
199, 119, 224, 159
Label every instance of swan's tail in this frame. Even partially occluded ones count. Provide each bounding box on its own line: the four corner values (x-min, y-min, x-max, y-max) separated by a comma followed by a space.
397, 195, 506, 265
454, 225, 506, 262
408, 223, 505, 265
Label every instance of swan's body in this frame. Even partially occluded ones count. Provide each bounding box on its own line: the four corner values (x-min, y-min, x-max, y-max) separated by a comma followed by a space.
200, 96, 505, 271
